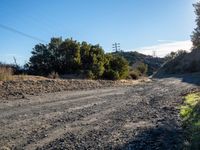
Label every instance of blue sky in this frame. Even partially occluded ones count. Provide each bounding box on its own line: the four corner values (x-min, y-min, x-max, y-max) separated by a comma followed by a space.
0, 0, 198, 64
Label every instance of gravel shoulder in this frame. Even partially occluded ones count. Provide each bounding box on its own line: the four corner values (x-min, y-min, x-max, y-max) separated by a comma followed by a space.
0, 77, 199, 150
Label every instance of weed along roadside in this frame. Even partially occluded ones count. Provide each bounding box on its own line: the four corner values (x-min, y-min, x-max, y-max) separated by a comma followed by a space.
180, 92, 200, 149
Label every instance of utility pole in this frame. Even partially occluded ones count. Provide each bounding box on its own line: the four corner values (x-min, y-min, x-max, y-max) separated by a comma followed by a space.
152, 50, 157, 58
13, 57, 18, 67
112, 43, 120, 52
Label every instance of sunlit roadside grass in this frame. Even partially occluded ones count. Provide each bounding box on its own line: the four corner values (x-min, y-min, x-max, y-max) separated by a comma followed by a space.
180, 92, 200, 149
0, 67, 13, 81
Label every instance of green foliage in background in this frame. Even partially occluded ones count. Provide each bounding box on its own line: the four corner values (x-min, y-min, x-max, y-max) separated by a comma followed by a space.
136, 63, 148, 75
192, 2, 200, 49
103, 54, 129, 80
26, 37, 129, 80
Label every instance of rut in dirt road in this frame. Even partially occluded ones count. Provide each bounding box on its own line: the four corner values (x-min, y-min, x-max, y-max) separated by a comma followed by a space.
0, 78, 198, 150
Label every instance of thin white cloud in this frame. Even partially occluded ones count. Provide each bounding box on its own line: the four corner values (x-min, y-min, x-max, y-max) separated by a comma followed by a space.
129, 40, 193, 57
157, 40, 176, 43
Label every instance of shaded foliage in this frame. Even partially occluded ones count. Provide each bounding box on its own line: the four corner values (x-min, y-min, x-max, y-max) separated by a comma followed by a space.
164, 50, 188, 62
112, 51, 165, 75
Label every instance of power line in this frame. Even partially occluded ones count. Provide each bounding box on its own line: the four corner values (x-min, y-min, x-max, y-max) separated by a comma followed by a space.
0, 24, 47, 43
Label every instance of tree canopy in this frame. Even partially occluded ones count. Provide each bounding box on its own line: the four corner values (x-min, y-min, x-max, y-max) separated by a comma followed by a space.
26, 37, 129, 80
192, 2, 200, 48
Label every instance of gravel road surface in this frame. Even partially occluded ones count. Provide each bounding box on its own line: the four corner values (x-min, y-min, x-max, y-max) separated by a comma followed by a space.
0, 77, 199, 150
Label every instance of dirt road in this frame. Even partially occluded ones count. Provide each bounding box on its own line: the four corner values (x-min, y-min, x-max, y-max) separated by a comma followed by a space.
0, 77, 198, 150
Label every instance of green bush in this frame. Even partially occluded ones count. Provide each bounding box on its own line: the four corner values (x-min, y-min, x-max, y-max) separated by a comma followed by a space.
27, 37, 130, 80
106, 55, 129, 79
103, 69, 120, 80
85, 70, 95, 79
137, 63, 148, 75
187, 60, 199, 73
129, 70, 140, 80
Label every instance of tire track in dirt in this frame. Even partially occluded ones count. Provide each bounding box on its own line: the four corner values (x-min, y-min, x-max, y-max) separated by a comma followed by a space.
0, 77, 199, 150
0, 87, 133, 149
0, 88, 126, 119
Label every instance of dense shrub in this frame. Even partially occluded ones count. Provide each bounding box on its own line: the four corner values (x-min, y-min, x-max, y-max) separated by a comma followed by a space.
85, 70, 95, 79
129, 70, 140, 80
137, 63, 148, 75
26, 37, 130, 80
112, 51, 165, 76
187, 60, 199, 73
103, 69, 120, 80
103, 55, 129, 80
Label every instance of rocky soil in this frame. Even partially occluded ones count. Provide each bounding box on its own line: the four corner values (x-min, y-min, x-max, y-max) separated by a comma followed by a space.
0, 76, 199, 150
0, 79, 144, 101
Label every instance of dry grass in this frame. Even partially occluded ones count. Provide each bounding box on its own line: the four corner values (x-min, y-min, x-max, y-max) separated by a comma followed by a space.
48, 71, 59, 79
12, 75, 48, 81
0, 67, 13, 81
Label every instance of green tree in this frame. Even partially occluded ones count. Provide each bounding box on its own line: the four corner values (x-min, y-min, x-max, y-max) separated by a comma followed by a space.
137, 63, 148, 75
59, 38, 81, 73
48, 37, 63, 73
80, 41, 92, 71
80, 43, 105, 78
89, 45, 105, 78
104, 55, 129, 80
191, 2, 200, 48
28, 44, 51, 75
27, 37, 130, 80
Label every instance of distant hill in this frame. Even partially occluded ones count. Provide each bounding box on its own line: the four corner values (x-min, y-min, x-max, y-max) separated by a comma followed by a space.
154, 48, 200, 78
112, 51, 166, 75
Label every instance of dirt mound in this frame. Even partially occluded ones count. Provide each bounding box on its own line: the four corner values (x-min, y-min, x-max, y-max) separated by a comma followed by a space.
0, 79, 145, 100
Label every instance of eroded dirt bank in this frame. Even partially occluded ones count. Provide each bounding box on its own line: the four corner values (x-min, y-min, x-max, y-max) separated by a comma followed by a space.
0, 79, 145, 101
0, 77, 199, 150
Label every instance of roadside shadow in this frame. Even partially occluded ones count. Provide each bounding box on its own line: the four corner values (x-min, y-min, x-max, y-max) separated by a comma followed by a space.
116, 122, 184, 150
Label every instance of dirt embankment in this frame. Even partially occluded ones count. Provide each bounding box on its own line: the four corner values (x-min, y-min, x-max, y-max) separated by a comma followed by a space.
0, 78, 147, 100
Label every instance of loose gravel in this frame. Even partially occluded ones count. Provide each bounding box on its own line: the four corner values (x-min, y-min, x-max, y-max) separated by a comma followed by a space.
0, 79, 143, 101
0, 77, 199, 150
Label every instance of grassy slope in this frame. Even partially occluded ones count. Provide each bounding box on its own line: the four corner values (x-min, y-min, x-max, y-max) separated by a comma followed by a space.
180, 92, 200, 149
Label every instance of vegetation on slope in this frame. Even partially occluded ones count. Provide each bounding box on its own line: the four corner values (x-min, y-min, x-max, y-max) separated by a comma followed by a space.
181, 92, 200, 149
1, 39, 151, 81
112, 51, 165, 75
154, 2, 200, 77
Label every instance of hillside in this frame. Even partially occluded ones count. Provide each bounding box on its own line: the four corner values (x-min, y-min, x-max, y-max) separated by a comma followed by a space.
154, 49, 200, 78
112, 51, 166, 75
